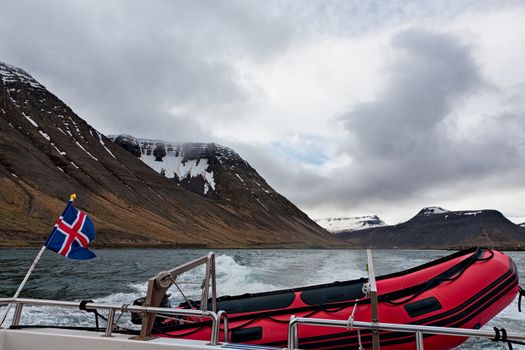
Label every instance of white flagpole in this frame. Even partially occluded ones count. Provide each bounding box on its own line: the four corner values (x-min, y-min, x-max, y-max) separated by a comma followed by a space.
0, 245, 46, 327
0, 193, 76, 327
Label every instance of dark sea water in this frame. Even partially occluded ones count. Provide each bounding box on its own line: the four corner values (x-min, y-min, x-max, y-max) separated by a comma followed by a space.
0, 248, 523, 349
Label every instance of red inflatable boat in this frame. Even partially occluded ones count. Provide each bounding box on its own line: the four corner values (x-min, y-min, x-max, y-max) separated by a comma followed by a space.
152, 248, 519, 349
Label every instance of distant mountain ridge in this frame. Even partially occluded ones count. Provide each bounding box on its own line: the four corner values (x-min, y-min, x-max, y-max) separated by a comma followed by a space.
315, 215, 386, 233
337, 207, 525, 249
0, 61, 340, 248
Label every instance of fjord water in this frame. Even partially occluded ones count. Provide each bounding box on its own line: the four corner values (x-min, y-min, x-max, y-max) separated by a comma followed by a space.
0, 249, 523, 349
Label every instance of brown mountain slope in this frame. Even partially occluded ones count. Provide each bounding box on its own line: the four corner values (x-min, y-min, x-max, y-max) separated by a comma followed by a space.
0, 62, 341, 248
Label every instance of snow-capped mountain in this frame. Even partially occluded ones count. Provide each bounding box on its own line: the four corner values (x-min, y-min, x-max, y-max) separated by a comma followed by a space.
110, 135, 246, 199
508, 216, 525, 225
110, 134, 301, 219
315, 215, 386, 233
337, 207, 525, 249
111, 135, 218, 196
0, 61, 339, 248
418, 206, 449, 215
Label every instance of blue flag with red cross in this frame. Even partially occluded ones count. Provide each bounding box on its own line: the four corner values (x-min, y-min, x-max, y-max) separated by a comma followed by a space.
45, 196, 96, 260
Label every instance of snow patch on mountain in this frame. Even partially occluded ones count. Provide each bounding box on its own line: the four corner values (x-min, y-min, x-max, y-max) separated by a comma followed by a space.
419, 207, 449, 215
315, 215, 386, 233
462, 210, 483, 216
21, 112, 38, 128
0, 62, 43, 89
110, 135, 217, 194
141, 154, 215, 191
75, 141, 98, 161
50, 143, 66, 156
508, 216, 525, 225
39, 130, 50, 141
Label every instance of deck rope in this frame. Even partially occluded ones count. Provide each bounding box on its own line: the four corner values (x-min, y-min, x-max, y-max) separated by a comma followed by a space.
492, 327, 525, 350
518, 286, 524, 312
346, 299, 364, 350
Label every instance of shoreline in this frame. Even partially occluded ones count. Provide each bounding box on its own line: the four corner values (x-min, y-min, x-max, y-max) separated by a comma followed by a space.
1, 241, 524, 251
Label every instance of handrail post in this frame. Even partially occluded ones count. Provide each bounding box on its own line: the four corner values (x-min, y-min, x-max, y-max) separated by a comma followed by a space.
416, 331, 424, 349
367, 249, 380, 350
208, 311, 219, 346
210, 253, 217, 313
103, 308, 115, 337
217, 310, 229, 342
12, 302, 23, 327
202, 257, 211, 312
287, 315, 298, 350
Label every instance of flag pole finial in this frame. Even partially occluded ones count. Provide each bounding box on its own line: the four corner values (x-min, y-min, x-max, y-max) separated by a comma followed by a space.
70, 193, 77, 201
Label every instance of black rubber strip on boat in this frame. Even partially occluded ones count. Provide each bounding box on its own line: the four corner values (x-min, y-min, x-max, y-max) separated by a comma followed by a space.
230, 326, 263, 343
404, 297, 442, 317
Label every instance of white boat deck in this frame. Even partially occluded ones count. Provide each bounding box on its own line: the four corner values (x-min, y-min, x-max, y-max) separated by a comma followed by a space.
0, 327, 280, 350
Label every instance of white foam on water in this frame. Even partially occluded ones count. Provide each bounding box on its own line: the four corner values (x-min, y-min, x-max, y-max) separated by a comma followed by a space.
214, 255, 281, 296
0, 282, 150, 329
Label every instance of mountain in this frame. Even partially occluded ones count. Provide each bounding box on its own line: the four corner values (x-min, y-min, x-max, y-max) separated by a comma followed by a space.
110, 135, 336, 237
315, 215, 386, 233
110, 136, 261, 201
337, 207, 525, 249
0, 61, 340, 248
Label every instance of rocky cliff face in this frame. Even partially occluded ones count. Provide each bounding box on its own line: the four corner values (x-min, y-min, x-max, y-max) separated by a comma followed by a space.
337, 207, 525, 249
0, 61, 339, 248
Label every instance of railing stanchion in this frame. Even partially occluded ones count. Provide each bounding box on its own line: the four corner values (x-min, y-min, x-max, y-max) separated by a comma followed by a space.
12, 302, 23, 327
367, 249, 380, 350
217, 310, 229, 342
416, 331, 424, 350
209, 312, 219, 346
103, 308, 115, 337
288, 315, 298, 350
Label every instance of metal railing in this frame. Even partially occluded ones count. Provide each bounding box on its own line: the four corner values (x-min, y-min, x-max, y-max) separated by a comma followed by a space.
217, 310, 229, 342
140, 252, 217, 339
0, 297, 220, 345
366, 249, 380, 349
287, 315, 525, 350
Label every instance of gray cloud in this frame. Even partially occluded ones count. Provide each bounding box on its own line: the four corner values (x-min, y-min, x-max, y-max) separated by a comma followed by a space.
0, 0, 293, 141
233, 28, 525, 216
306, 29, 525, 208
232, 142, 327, 200
2, 1, 525, 219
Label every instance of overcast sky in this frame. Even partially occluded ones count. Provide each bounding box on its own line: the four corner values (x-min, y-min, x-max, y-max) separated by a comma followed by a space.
2, 0, 525, 223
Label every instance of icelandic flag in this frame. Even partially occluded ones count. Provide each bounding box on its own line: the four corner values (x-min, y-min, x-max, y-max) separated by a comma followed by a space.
45, 200, 96, 260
